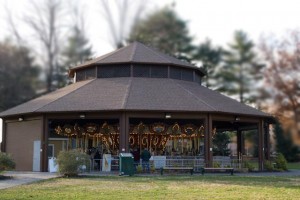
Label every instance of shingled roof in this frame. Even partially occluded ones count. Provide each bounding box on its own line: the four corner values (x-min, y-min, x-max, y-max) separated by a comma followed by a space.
0, 77, 271, 118
69, 42, 205, 77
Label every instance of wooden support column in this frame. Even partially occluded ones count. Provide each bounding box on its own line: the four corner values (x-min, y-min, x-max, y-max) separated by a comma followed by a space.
119, 112, 129, 153
237, 130, 242, 159
258, 119, 265, 171
41, 115, 49, 172
1, 119, 6, 152
264, 123, 270, 160
204, 114, 213, 167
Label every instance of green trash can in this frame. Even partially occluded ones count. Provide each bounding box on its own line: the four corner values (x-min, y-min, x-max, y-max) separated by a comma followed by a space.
119, 153, 134, 176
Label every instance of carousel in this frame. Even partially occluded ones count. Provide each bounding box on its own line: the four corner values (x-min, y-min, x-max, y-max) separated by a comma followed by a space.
0, 42, 273, 172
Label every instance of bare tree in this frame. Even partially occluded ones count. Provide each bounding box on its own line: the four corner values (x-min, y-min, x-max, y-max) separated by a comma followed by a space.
99, 0, 147, 49
24, 0, 64, 92
3, 3, 23, 47
260, 30, 300, 140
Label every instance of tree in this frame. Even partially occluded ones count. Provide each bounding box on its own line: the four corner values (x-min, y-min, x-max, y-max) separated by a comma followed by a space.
99, 0, 146, 49
61, 27, 92, 86
193, 39, 223, 88
274, 122, 299, 162
128, 6, 195, 62
0, 41, 40, 111
215, 30, 263, 104
260, 31, 300, 139
213, 132, 231, 156
61, 5, 93, 86
24, 0, 64, 92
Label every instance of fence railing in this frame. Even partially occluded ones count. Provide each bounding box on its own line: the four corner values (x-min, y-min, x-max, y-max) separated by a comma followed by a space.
89, 156, 258, 172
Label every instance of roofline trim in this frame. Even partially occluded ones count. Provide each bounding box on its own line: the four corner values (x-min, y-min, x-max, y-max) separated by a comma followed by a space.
68, 62, 205, 78
0, 108, 273, 119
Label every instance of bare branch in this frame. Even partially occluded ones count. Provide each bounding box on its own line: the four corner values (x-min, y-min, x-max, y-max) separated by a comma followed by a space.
3, 3, 23, 46
100, 0, 119, 48
24, 0, 63, 92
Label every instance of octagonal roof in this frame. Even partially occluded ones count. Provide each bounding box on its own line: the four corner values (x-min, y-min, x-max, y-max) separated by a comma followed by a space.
0, 77, 271, 118
69, 42, 205, 77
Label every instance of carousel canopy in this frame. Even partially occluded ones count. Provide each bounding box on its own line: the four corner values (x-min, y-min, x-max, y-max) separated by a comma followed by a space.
0, 77, 271, 118
68, 42, 205, 77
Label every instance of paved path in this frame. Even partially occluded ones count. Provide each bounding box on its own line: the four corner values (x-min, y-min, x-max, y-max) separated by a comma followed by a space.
0, 171, 60, 190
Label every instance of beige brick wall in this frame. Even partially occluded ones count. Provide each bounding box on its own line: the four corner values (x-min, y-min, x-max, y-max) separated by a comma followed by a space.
6, 119, 42, 171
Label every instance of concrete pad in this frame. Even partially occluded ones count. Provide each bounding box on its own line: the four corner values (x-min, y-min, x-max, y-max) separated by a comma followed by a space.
0, 171, 60, 190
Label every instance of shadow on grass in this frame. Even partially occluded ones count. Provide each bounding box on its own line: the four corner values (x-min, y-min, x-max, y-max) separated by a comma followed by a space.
0, 175, 13, 181
58, 174, 300, 190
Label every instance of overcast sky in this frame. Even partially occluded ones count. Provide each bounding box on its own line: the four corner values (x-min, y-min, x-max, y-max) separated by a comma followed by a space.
1, 0, 300, 142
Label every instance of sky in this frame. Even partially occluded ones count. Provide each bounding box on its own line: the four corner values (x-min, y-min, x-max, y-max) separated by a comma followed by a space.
0, 0, 300, 142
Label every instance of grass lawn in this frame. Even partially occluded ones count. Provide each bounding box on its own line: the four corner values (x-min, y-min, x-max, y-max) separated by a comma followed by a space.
287, 162, 300, 170
0, 175, 299, 200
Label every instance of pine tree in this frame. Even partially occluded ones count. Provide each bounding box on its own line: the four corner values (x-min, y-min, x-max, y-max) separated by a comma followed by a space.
63, 26, 92, 68
215, 30, 264, 104
128, 6, 194, 62
213, 132, 231, 156
0, 41, 40, 111
274, 122, 299, 162
61, 26, 92, 86
193, 40, 223, 88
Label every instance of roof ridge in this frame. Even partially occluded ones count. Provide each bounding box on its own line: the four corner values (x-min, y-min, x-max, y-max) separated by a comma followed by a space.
96, 44, 133, 63
35, 79, 95, 112
173, 80, 217, 111
130, 42, 138, 61
72, 44, 132, 69
122, 78, 133, 109
142, 43, 172, 64
72, 50, 115, 69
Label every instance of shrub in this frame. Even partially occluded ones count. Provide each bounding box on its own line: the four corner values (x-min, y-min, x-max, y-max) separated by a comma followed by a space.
56, 149, 90, 177
243, 161, 255, 172
275, 153, 287, 171
0, 152, 15, 173
213, 162, 220, 168
136, 165, 142, 173
264, 160, 274, 172
150, 165, 156, 173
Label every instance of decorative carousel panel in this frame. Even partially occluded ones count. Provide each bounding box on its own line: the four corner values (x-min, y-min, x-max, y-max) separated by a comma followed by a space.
129, 135, 137, 147
151, 135, 161, 147
160, 136, 169, 149
132, 122, 150, 134
84, 123, 98, 135
99, 122, 116, 135
167, 122, 182, 135
150, 123, 167, 134
183, 124, 197, 135
198, 125, 205, 137
54, 125, 63, 135
63, 124, 74, 136
74, 123, 84, 137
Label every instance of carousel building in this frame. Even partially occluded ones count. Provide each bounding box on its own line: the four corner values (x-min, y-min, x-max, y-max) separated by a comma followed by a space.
0, 42, 273, 172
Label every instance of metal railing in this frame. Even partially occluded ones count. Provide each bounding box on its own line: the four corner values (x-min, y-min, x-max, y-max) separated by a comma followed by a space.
90, 157, 119, 172
88, 156, 259, 172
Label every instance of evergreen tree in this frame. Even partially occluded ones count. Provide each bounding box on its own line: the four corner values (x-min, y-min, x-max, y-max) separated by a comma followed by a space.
213, 132, 231, 156
193, 39, 223, 88
128, 7, 194, 62
274, 122, 299, 162
61, 26, 92, 86
0, 41, 40, 111
215, 30, 263, 103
